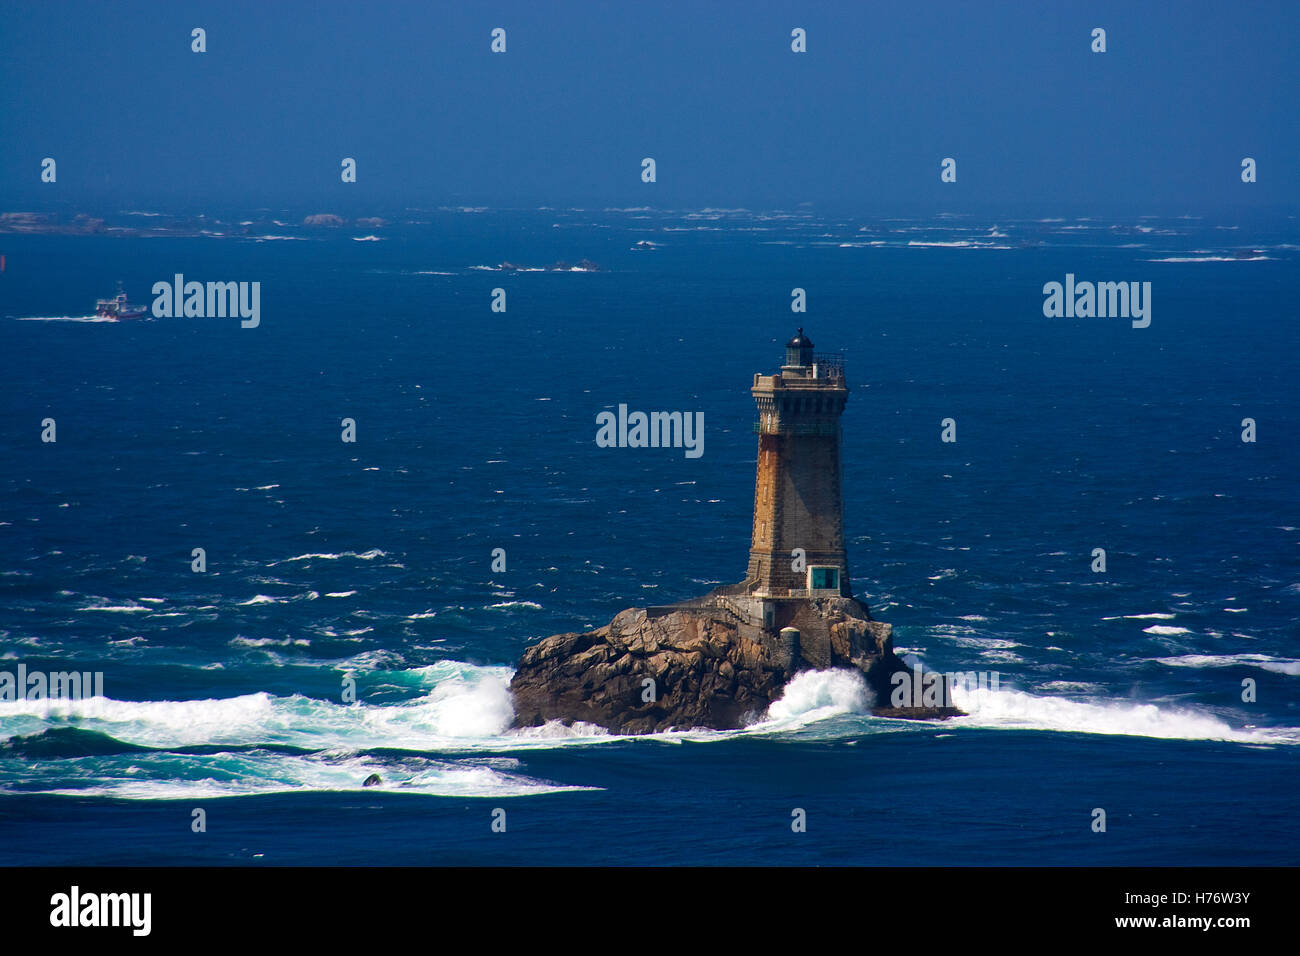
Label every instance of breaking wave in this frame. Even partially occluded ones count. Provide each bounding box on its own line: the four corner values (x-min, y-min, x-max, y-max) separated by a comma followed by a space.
3, 658, 1296, 801
1149, 654, 1300, 676
947, 684, 1298, 744
757, 669, 873, 728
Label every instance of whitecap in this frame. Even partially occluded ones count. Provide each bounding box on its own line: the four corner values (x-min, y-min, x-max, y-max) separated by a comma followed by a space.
1150, 654, 1300, 676
948, 685, 1298, 744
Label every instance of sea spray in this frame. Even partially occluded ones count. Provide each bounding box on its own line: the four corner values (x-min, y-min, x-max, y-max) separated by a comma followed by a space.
947, 684, 1299, 744
762, 669, 873, 725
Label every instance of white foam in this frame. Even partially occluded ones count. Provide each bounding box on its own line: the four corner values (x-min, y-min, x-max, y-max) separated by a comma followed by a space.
1147, 255, 1269, 262
7, 650, 1295, 796
1143, 625, 1194, 636
230, 636, 310, 648
943, 636, 1020, 649
1151, 654, 1300, 676
1038, 681, 1104, 693
237, 591, 317, 605
511, 719, 611, 740
271, 549, 387, 564
979, 649, 1025, 664
34, 752, 595, 800
948, 685, 1298, 744
757, 669, 873, 729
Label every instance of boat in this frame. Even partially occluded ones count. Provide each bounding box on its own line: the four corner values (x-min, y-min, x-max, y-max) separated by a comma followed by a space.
95, 282, 150, 320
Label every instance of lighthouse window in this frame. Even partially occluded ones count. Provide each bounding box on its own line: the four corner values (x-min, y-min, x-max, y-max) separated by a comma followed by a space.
809, 567, 839, 591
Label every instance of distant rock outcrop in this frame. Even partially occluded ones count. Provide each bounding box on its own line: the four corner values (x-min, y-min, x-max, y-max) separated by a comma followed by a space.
494, 259, 603, 272
509, 589, 959, 734
303, 213, 346, 227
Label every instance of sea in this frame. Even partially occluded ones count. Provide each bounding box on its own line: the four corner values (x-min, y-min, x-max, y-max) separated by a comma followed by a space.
0, 208, 1296, 865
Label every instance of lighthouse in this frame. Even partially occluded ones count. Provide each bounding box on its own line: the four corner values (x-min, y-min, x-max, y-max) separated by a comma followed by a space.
511, 325, 966, 730
744, 328, 850, 599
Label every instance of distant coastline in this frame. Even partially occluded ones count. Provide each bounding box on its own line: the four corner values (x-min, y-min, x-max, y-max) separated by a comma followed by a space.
0, 210, 391, 239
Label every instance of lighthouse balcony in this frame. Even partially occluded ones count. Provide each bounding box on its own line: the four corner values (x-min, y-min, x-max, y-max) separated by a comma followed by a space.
810, 353, 845, 380
776, 354, 845, 382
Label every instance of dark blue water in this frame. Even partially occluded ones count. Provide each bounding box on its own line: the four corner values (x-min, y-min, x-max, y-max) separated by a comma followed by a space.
1, 209, 1296, 864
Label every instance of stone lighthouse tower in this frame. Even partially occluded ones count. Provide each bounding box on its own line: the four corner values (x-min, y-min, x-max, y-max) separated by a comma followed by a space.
744, 328, 850, 599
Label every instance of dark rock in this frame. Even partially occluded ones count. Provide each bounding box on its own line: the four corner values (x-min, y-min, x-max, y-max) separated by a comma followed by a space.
362, 773, 382, 787
509, 588, 960, 734
872, 705, 964, 719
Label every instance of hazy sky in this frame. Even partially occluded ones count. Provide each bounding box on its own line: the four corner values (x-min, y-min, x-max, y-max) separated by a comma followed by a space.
3, 0, 1296, 213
